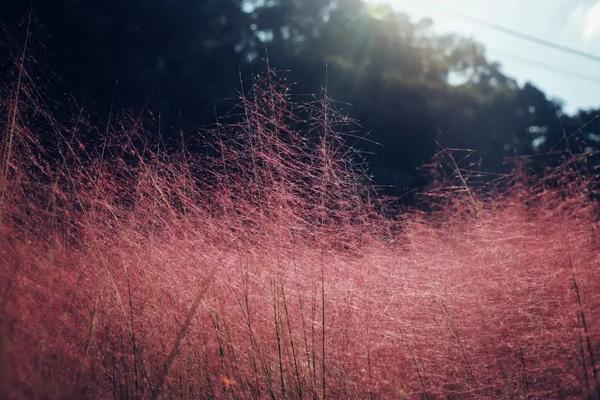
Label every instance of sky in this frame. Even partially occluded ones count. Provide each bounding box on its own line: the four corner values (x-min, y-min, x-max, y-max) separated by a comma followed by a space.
364, 0, 600, 114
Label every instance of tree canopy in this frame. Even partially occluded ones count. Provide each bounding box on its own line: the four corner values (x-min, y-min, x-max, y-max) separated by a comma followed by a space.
1, 0, 599, 194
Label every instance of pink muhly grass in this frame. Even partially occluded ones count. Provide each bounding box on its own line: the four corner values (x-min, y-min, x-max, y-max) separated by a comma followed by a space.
0, 62, 599, 399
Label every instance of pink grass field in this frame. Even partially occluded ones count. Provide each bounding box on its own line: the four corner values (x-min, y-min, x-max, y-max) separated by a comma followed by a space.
1, 72, 599, 399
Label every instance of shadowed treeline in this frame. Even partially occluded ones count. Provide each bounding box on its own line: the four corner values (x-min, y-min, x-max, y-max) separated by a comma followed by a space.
1, 0, 599, 196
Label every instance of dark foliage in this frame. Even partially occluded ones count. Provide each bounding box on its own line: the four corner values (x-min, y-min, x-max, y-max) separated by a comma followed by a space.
1, 0, 599, 197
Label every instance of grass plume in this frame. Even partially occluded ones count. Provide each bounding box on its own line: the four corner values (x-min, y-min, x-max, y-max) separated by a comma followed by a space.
0, 66, 599, 399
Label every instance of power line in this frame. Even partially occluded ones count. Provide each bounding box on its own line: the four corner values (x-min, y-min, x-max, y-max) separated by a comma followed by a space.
407, 0, 600, 63
487, 48, 600, 85
451, 12, 600, 63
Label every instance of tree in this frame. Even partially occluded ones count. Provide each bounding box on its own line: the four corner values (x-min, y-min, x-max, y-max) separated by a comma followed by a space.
1, 0, 598, 196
